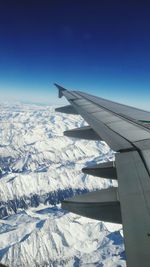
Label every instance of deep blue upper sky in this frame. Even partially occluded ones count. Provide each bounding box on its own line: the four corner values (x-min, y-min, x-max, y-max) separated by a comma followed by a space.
0, 1, 150, 109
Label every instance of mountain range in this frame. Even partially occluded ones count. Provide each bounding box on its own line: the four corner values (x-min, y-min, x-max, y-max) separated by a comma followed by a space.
0, 102, 126, 267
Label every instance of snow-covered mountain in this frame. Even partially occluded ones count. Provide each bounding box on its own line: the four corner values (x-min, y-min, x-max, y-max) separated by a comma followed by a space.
0, 102, 126, 267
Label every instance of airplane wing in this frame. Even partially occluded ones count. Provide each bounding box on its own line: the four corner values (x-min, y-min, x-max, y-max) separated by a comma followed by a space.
55, 83, 150, 267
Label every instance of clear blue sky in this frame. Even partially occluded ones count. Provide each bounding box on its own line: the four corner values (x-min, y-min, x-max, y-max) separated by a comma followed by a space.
0, 1, 150, 109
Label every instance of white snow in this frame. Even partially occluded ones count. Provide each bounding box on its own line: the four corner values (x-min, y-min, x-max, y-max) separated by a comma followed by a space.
0, 102, 126, 267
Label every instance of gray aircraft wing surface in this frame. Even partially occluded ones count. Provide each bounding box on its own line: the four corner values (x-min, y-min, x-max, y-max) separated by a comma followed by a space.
55, 83, 150, 267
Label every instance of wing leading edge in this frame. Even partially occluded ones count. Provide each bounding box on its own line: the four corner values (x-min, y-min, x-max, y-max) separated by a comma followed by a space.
55, 83, 150, 267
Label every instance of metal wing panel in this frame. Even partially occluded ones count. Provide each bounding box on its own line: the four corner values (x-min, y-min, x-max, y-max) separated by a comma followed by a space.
73, 99, 91, 105
82, 161, 117, 180
107, 120, 150, 142
79, 104, 102, 113
72, 94, 150, 144
55, 86, 150, 151
55, 105, 79, 114
64, 126, 101, 140
116, 151, 150, 267
91, 111, 121, 123
62, 187, 121, 223
77, 91, 150, 121
133, 139, 150, 184
70, 102, 133, 151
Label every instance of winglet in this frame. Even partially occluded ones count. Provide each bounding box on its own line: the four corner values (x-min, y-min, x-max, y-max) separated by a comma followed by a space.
54, 83, 67, 98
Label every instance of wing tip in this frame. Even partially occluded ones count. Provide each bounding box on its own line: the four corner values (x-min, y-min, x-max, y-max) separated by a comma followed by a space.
54, 83, 67, 98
